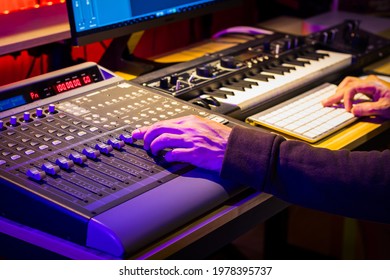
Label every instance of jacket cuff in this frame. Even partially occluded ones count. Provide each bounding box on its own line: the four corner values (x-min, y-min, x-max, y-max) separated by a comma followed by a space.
220, 126, 279, 191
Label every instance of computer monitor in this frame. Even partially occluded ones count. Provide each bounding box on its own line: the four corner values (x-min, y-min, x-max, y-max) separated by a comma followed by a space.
66, 0, 240, 74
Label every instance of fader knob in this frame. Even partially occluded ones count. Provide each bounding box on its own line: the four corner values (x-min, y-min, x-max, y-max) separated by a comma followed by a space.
69, 152, 87, 165
95, 143, 113, 155
119, 133, 134, 144
82, 147, 101, 159
41, 162, 60, 175
107, 138, 125, 150
26, 167, 46, 181
56, 156, 75, 170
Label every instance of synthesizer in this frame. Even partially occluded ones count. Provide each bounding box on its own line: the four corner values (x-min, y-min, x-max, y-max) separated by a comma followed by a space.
133, 20, 390, 120
0, 62, 249, 258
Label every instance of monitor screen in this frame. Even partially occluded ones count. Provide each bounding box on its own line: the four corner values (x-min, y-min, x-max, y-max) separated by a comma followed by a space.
66, 0, 239, 46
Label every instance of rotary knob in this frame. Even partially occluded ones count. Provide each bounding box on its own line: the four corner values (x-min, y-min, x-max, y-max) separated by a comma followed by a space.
220, 56, 238, 69
35, 107, 45, 118
196, 65, 214, 78
9, 116, 18, 127
23, 112, 32, 122
159, 77, 170, 89
0, 120, 5, 131
48, 104, 57, 114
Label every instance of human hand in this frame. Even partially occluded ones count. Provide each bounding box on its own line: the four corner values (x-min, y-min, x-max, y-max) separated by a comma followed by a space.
131, 115, 232, 172
321, 75, 390, 119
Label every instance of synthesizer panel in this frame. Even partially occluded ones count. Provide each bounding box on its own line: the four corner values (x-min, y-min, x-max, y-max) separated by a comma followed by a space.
133, 20, 390, 120
0, 63, 247, 258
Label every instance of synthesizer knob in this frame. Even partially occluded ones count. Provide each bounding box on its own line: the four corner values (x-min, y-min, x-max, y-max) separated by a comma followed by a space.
119, 133, 135, 144
170, 74, 179, 85
107, 138, 125, 150
9, 116, 18, 127
263, 40, 271, 52
56, 156, 75, 170
35, 107, 45, 118
95, 143, 113, 155
26, 167, 46, 181
69, 152, 87, 165
220, 56, 238, 69
41, 162, 61, 176
82, 147, 101, 159
48, 104, 57, 114
196, 65, 214, 78
0, 120, 5, 131
159, 77, 170, 89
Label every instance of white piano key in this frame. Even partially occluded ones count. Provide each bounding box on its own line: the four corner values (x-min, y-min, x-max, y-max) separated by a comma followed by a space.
212, 50, 351, 111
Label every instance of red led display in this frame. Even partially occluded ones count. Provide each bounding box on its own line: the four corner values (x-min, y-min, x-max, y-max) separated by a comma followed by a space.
54, 75, 93, 93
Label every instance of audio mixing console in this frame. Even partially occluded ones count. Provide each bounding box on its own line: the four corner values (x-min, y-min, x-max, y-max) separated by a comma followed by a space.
0, 62, 248, 258
134, 20, 389, 120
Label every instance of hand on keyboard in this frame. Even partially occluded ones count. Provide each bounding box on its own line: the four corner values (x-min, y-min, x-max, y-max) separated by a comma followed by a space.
131, 115, 232, 172
322, 75, 390, 119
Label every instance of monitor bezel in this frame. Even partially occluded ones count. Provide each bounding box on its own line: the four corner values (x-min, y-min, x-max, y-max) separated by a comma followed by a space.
66, 0, 240, 46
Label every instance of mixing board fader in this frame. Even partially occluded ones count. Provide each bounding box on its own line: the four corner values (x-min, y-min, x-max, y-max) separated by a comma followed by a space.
0, 63, 245, 257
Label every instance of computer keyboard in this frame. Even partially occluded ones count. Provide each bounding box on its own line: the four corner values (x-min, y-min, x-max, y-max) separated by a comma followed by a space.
246, 83, 365, 143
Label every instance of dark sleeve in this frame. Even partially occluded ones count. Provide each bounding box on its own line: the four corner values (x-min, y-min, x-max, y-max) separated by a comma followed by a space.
220, 126, 390, 224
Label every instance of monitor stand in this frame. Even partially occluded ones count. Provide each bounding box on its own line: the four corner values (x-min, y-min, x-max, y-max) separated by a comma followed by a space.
98, 33, 173, 77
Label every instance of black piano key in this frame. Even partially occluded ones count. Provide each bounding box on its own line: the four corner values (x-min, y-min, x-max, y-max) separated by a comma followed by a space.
283, 59, 309, 66
201, 96, 220, 106
246, 73, 270, 81
204, 89, 228, 99
234, 80, 258, 88
223, 85, 247, 91
192, 100, 211, 109
261, 67, 285, 75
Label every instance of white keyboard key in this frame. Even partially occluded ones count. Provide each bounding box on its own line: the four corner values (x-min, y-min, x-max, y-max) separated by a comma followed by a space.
246, 83, 358, 143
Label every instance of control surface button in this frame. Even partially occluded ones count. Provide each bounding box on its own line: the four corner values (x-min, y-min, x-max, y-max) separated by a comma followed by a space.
42, 162, 61, 175
26, 167, 46, 181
